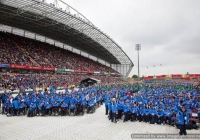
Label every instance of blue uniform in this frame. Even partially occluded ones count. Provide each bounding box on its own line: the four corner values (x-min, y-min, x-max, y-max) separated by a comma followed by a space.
157, 110, 164, 116
61, 103, 68, 108
111, 103, 118, 113
123, 103, 130, 112
88, 101, 95, 107
70, 104, 75, 109
117, 100, 124, 110
131, 106, 138, 114
45, 103, 51, 109
177, 111, 190, 125
144, 108, 150, 115
19, 102, 26, 108
30, 103, 36, 109
12, 100, 19, 109
104, 94, 109, 106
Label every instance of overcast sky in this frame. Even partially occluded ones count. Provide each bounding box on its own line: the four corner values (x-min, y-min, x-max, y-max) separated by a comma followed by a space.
47, 0, 200, 77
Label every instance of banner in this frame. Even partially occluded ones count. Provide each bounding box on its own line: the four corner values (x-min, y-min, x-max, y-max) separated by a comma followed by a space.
104, 72, 109, 75
0, 64, 10, 68
10, 64, 55, 71
100, 71, 104, 75
65, 69, 74, 72
148, 76, 154, 78
94, 71, 100, 74
74, 70, 94, 74
172, 74, 182, 78
144, 77, 150, 81
156, 75, 166, 79
56, 68, 65, 72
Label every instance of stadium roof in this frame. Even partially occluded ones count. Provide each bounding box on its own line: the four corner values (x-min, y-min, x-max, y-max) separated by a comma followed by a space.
0, 0, 133, 66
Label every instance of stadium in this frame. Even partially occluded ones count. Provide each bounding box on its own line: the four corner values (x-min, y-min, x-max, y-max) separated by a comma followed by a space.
0, 0, 200, 140
0, 0, 134, 91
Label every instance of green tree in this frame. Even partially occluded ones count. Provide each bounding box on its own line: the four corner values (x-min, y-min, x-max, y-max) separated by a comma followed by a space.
132, 74, 138, 79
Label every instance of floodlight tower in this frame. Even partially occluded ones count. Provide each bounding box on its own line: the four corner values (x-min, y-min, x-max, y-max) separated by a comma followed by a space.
135, 44, 141, 84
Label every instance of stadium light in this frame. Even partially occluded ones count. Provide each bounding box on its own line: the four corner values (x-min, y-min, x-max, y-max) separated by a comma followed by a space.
135, 44, 141, 84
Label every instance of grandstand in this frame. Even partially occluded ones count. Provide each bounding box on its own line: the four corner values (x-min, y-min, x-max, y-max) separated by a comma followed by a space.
0, 0, 133, 90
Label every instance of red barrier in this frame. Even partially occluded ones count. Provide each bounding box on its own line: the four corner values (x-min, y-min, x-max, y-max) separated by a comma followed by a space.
172, 74, 182, 78
10, 64, 55, 71
74, 70, 94, 74
156, 75, 166, 79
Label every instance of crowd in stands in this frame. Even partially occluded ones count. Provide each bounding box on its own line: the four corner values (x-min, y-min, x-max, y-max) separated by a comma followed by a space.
104, 82, 200, 134
0, 31, 117, 72
0, 34, 34, 65
0, 31, 126, 91
0, 72, 125, 90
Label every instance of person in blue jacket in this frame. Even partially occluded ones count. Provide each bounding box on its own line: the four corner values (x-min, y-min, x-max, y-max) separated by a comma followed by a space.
12, 98, 19, 116
108, 98, 112, 120
27, 102, 36, 117
44, 102, 51, 115
149, 106, 157, 124
52, 101, 60, 115
25, 96, 32, 109
195, 100, 200, 118
144, 104, 150, 123
156, 107, 164, 125
163, 106, 172, 125
123, 99, 130, 122
131, 103, 138, 122
37, 101, 45, 116
111, 98, 118, 123
104, 92, 109, 115
70, 101, 76, 115
117, 96, 124, 119
19, 100, 26, 115
50, 96, 55, 105
177, 107, 190, 135
137, 106, 145, 122
61, 101, 68, 116
87, 100, 95, 113
96, 94, 102, 107
76, 95, 83, 114
4, 99, 12, 116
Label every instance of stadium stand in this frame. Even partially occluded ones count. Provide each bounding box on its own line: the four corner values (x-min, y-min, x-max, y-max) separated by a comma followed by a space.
0, 31, 117, 72
0, 31, 126, 90
0, 73, 125, 90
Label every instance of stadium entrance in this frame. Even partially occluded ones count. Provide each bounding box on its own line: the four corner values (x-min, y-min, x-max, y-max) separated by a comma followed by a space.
80, 78, 101, 87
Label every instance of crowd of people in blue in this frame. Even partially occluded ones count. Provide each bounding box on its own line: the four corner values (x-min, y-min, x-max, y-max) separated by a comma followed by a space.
0, 82, 200, 135
103, 82, 200, 135
0, 87, 103, 117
